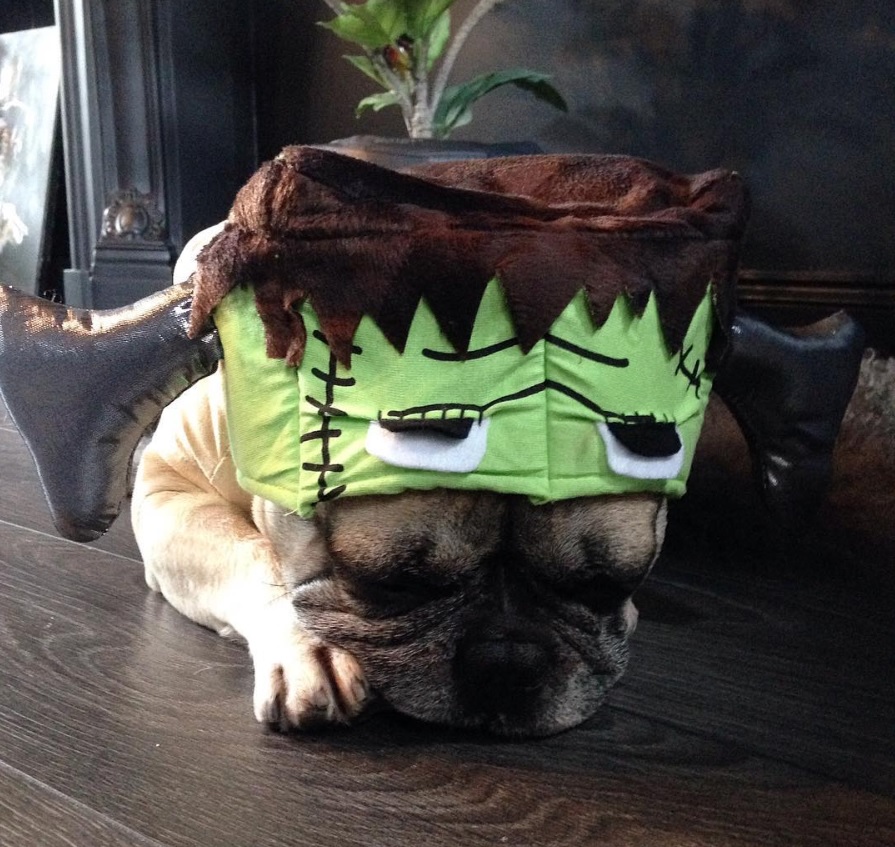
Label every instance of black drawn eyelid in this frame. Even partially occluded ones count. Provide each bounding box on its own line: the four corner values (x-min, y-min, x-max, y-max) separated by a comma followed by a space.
605, 421, 681, 457
377, 417, 474, 440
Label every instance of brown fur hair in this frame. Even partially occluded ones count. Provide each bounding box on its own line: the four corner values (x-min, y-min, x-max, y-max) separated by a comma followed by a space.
188, 146, 749, 367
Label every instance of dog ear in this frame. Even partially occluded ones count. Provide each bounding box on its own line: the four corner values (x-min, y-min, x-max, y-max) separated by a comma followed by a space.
0, 283, 222, 541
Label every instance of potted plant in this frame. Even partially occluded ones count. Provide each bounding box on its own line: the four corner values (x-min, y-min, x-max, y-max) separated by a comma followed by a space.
317, 0, 567, 167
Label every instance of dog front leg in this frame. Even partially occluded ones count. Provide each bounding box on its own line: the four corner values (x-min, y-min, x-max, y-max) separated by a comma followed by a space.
131, 452, 369, 728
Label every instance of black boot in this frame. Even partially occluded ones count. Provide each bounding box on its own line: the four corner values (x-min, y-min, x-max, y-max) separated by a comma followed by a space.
713, 311, 865, 526
0, 284, 222, 541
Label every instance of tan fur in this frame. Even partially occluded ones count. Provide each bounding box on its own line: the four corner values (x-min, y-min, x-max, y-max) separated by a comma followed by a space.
132, 365, 663, 733
132, 366, 368, 728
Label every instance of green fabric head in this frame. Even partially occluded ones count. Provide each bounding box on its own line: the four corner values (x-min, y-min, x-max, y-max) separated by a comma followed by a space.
215, 278, 715, 517
190, 147, 748, 516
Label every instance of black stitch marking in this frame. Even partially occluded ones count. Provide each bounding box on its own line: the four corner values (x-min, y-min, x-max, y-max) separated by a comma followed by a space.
305, 396, 348, 417
383, 382, 655, 426
310, 367, 356, 387
305, 335, 356, 505
675, 345, 703, 396
313, 329, 362, 355
300, 428, 343, 443
317, 485, 347, 502
302, 462, 346, 473
544, 380, 654, 423
385, 382, 547, 421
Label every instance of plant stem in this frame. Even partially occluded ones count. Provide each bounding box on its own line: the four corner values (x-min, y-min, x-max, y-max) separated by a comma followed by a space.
321, 0, 417, 132
369, 53, 416, 132
409, 34, 434, 138
430, 0, 505, 113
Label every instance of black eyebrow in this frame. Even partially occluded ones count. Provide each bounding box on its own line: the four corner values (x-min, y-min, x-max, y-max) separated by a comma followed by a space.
420, 334, 630, 368
544, 334, 628, 367
422, 337, 518, 361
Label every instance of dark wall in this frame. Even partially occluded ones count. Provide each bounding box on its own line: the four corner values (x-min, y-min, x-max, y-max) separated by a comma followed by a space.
253, 0, 404, 161
9, 0, 891, 283
0, 0, 54, 32
160, 0, 259, 242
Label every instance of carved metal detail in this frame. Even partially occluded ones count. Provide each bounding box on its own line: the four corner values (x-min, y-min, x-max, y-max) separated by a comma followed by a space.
101, 188, 165, 242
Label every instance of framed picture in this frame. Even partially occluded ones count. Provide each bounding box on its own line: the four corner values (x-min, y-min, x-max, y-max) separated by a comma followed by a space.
0, 26, 61, 296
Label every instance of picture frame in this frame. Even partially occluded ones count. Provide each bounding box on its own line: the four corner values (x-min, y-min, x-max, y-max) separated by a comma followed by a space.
0, 26, 62, 296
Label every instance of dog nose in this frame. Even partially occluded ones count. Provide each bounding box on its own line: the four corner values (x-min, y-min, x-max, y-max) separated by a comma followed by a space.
454, 623, 553, 717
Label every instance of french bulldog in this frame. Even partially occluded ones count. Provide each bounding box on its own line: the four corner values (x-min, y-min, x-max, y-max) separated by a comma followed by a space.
132, 364, 664, 737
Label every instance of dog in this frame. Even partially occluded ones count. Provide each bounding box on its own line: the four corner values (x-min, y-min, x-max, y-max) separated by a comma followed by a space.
133, 343, 894, 738
132, 363, 662, 737
125, 148, 872, 739
0, 147, 871, 738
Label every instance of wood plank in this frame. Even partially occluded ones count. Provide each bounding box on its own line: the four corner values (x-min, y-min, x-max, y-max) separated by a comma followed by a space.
0, 762, 167, 847
1, 522, 893, 846
619, 569, 895, 794
2, 379, 895, 846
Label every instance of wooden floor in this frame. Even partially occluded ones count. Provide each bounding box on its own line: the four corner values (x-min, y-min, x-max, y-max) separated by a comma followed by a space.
1, 397, 893, 847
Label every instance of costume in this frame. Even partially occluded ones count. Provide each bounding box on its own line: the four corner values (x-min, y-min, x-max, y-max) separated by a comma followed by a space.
194, 147, 741, 517
0, 147, 864, 540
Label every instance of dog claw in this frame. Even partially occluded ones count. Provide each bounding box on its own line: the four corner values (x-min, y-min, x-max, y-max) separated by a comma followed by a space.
350, 677, 369, 706
251, 641, 369, 730
310, 686, 331, 709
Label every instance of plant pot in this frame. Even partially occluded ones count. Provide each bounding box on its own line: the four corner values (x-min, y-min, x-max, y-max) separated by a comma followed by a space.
314, 134, 542, 170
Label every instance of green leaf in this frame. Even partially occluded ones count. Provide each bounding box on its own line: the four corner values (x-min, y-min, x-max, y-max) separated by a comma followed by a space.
318, 0, 411, 48
503, 71, 569, 113
318, 13, 391, 49
355, 90, 401, 117
402, 0, 456, 39
355, 0, 408, 41
426, 10, 451, 66
434, 69, 568, 136
344, 54, 389, 88
320, 1, 454, 62
441, 103, 473, 136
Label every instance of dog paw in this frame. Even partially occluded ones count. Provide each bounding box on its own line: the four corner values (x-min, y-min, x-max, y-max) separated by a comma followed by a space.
251, 639, 370, 730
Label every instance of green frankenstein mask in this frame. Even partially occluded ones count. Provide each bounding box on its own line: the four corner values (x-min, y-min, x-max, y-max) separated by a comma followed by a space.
190, 147, 748, 517
215, 279, 715, 517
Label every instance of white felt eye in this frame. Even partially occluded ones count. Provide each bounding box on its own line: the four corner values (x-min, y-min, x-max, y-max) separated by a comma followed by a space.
366, 419, 490, 473
597, 422, 685, 480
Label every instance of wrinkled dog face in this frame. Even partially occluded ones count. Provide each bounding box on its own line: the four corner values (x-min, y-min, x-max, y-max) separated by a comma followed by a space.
257, 491, 666, 736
